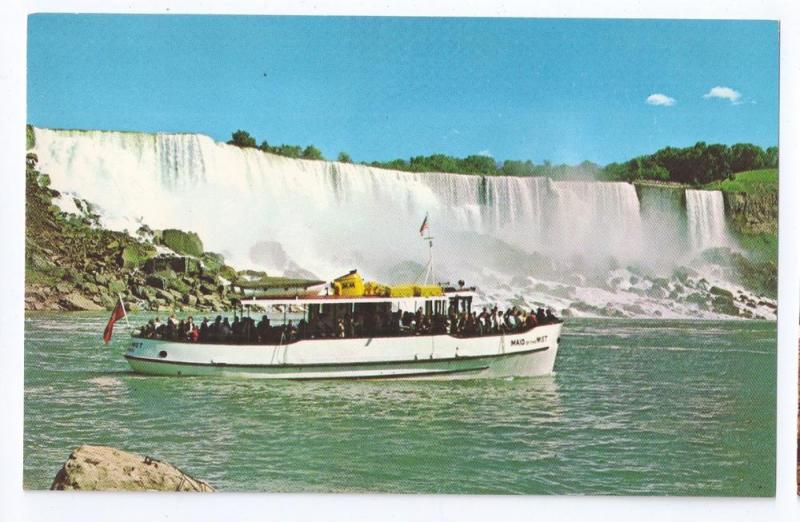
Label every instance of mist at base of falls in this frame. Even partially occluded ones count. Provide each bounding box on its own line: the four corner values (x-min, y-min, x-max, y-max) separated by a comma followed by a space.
31, 127, 773, 319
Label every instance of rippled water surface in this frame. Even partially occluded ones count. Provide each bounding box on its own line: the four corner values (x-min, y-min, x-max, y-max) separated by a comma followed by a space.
24, 313, 775, 495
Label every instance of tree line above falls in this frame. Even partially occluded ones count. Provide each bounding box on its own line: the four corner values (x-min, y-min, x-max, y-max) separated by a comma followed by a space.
227, 130, 778, 186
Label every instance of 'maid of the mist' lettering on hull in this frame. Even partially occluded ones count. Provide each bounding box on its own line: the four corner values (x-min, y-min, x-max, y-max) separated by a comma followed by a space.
510, 335, 548, 347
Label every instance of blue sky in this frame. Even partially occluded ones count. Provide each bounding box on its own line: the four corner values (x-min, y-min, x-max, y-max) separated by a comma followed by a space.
27, 15, 778, 165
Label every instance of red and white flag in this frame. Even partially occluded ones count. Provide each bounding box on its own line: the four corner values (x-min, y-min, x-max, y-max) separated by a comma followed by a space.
103, 297, 127, 345
419, 213, 429, 237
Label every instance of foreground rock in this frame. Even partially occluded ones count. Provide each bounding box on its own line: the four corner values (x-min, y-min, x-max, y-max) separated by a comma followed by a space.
51, 445, 215, 492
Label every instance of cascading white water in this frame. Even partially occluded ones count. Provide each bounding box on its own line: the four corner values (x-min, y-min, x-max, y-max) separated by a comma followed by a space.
685, 189, 729, 252
31, 128, 648, 278
31, 127, 772, 319
546, 180, 643, 261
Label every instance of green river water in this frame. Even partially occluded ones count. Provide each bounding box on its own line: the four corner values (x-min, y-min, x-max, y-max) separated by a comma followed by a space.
23, 313, 775, 495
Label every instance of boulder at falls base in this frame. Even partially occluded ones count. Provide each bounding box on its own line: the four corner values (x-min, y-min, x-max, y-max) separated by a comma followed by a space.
50, 445, 215, 492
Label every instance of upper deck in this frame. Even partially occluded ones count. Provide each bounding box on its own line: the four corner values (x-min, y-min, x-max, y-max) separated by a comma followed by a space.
230, 268, 482, 317
238, 288, 478, 309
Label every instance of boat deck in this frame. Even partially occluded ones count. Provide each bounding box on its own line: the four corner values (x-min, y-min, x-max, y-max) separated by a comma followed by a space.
132, 320, 563, 347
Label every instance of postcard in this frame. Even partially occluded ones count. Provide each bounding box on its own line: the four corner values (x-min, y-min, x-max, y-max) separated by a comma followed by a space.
23, 14, 779, 496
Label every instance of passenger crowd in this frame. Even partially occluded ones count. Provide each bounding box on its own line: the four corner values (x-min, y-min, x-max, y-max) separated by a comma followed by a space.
137, 306, 560, 344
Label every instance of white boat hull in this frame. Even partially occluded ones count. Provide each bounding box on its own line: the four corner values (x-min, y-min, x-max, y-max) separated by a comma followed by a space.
124, 323, 562, 380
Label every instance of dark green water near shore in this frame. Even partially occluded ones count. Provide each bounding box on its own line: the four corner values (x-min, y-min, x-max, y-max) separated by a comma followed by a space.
23, 313, 775, 495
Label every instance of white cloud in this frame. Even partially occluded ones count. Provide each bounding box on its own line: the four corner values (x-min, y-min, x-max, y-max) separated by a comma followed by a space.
703, 86, 742, 104
646, 93, 676, 106
478, 150, 492, 157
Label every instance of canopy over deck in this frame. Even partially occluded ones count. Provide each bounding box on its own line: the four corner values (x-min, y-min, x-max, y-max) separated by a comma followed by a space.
233, 277, 325, 290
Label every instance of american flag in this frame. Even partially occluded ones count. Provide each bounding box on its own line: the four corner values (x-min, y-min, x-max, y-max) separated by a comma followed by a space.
103, 297, 127, 344
419, 213, 429, 237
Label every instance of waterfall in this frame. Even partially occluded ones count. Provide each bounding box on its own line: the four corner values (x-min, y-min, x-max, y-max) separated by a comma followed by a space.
31, 127, 744, 282
28, 127, 775, 319
31, 128, 652, 279
685, 189, 729, 252
547, 180, 643, 261
637, 184, 689, 269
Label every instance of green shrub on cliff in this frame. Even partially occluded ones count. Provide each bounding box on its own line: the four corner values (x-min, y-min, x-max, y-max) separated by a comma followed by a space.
301, 145, 324, 160
227, 130, 257, 148
219, 265, 237, 282
107, 279, 127, 294
160, 229, 204, 257
121, 243, 157, 269
26, 124, 35, 150
168, 277, 191, 295
201, 252, 225, 273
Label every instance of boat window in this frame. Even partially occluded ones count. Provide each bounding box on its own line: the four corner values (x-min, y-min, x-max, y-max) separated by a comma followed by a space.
308, 304, 319, 322
447, 296, 472, 314
322, 303, 352, 320
353, 302, 372, 316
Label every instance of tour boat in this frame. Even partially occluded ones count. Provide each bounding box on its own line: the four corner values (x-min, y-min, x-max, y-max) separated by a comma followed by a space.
123, 225, 562, 380
124, 276, 562, 380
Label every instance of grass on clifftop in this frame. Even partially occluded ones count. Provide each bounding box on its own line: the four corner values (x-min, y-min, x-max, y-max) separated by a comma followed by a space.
705, 169, 777, 194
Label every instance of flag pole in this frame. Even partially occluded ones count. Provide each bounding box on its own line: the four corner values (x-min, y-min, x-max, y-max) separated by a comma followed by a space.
416, 212, 434, 285
118, 293, 132, 332
423, 214, 433, 285
424, 233, 434, 285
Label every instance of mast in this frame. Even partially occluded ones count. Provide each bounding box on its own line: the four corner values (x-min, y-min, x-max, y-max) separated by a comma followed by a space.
417, 212, 434, 285
423, 232, 434, 285
118, 293, 133, 333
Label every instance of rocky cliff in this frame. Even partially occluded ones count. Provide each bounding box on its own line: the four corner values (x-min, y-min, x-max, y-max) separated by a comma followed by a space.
723, 190, 778, 235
